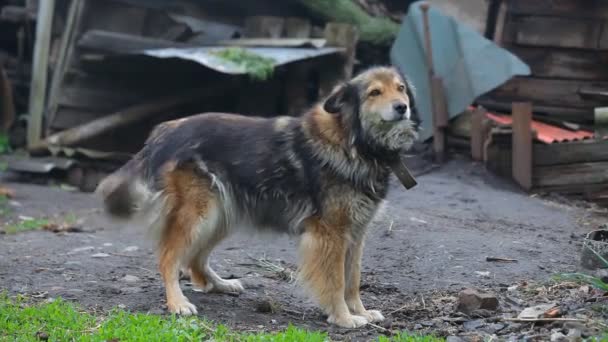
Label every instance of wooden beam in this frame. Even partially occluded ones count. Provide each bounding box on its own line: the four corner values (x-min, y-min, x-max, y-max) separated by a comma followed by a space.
511, 102, 533, 190
27, 0, 55, 148
244, 16, 285, 38
502, 15, 603, 49
534, 140, 608, 166
506, 46, 608, 81
45, 0, 86, 136
29, 83, 234, 154
534, 162, 608, 187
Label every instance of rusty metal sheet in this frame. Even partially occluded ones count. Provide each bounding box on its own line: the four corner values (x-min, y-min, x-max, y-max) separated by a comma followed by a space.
486, 113, 595, 144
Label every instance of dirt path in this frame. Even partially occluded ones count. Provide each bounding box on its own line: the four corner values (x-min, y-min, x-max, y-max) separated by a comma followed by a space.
1, 159, 605, 340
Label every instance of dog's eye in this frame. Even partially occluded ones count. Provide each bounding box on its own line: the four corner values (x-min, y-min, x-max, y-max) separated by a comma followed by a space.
397, 84, 405, 92
369, 89, 381, 97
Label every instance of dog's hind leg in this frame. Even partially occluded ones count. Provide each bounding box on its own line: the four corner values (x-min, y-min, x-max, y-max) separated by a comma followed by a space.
299, 218, 369, 328
188, 230, 244, 294
158, 165, 218, 315
344, 239, 385, 322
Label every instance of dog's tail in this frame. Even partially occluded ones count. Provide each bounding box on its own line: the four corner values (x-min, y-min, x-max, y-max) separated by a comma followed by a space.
95, 159, 153, 221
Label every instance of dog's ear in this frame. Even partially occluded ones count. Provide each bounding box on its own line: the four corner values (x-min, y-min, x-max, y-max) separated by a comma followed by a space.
323, 83, 357, 114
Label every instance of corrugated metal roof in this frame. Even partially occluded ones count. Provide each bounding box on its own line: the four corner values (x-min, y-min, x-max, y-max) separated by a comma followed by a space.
136, 46, 343, 75
486, 113, 594, 144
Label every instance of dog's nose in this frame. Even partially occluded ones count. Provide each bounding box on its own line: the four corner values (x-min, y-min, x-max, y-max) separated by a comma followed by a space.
394, 103, 408, 116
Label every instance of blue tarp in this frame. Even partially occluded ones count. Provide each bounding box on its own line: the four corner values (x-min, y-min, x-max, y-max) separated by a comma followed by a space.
390, 1, 531, 141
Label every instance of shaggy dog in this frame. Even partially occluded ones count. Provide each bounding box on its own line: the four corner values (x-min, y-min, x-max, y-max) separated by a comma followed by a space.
96, 66, 419, 328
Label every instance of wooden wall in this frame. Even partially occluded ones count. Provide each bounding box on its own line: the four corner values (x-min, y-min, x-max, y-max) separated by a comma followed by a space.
481, 0, 608, 124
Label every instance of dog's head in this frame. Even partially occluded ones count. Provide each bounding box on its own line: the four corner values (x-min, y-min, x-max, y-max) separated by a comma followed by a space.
323, 66, 419, 153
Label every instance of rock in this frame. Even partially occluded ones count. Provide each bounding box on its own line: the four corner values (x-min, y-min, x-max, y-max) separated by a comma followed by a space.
518, 303, 556, 319
463, 319, 485, 331
103, 243, 113, 247
446, 337, 465, 342
413, 323, 423, 330
456, 288, 499, 314
566, 329, 582, 341
595, 269, 608, 283
123, 246, 139, 252
68, 246, 95, 254
91, 253, 109, 258
255, 299, 276, 313
551, 332, 567, 342
120, 287, 143, 294
120, 275, 140, 283
35, 331, 49, 341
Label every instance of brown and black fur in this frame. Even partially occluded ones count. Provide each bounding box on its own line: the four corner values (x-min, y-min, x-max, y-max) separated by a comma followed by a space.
96, 66, 419, 328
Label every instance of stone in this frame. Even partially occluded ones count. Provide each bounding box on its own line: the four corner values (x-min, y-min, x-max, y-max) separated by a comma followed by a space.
456, 288, 499, 314
68, 246, 94, 254
446, 337, 465, 342
463, 319, 485, 331
123, 246, 139, 252
120, 275, 140, 283
551, 332, 567, 342
91, 253, 109, 258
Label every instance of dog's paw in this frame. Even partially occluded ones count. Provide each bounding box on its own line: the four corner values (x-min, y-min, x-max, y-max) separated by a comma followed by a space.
167, 299, 198, 316
212, 278, 245, 294
360, 309, 385, 322
328, 314, 368, 328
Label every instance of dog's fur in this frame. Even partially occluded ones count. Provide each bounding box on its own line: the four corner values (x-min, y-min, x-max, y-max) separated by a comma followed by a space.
96, 66, 419, 328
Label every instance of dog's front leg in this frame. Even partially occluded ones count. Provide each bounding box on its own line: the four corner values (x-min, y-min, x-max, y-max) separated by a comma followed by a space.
299, 221, 369, 328
344, 239, 385, 322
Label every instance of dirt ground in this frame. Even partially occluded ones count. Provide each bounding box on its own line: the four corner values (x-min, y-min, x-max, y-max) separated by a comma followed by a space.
1, 157, 606, 341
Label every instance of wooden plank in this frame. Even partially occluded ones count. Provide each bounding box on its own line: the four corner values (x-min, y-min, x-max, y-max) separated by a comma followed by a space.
506, 46, 608, 80
45, 0, 86, 136
27, 0, 55, 148
284, 17, 311, 38
512, 102, 533, 190
503, 16, 602, 49
82, 0, 146, 35
533, 140, 608, 166
58, 85, 152, 112
78, 30, 192, 53
476, 98, 593, 124
534, 162, 608, 187
508, 0, 608, 19
487, 77, 608, 111
244, 16, 285, 38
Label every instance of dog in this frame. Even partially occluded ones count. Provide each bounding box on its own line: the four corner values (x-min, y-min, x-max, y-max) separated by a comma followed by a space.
96, 66, 419, 328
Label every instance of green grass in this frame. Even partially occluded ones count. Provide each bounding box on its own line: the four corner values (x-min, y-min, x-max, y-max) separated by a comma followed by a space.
0, 133, 10, 154
555, 244, 608, 292
0, 194, 9, 217
211, 47, 275, 81
0, 294, 443, 342
2, 217, 50, 234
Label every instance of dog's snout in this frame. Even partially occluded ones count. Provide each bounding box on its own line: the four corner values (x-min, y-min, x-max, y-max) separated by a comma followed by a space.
393, 103, 408, 117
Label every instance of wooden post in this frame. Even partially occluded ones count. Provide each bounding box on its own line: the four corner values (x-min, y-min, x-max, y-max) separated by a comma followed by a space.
421, 3, 446, 163
27, 0, 55, 148
470, 106, 487, 161
284, 17, 311, 38
319, 22, 358, 98
283, 18, 312, 116
244, 16, 285, 38
0, 65, 16, 132
512, 102, 533, 190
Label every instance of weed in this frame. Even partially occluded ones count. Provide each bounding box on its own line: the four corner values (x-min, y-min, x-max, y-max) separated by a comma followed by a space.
0, 133, 10, 154
3, 217, 50, 234
212, 47, 275, 81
